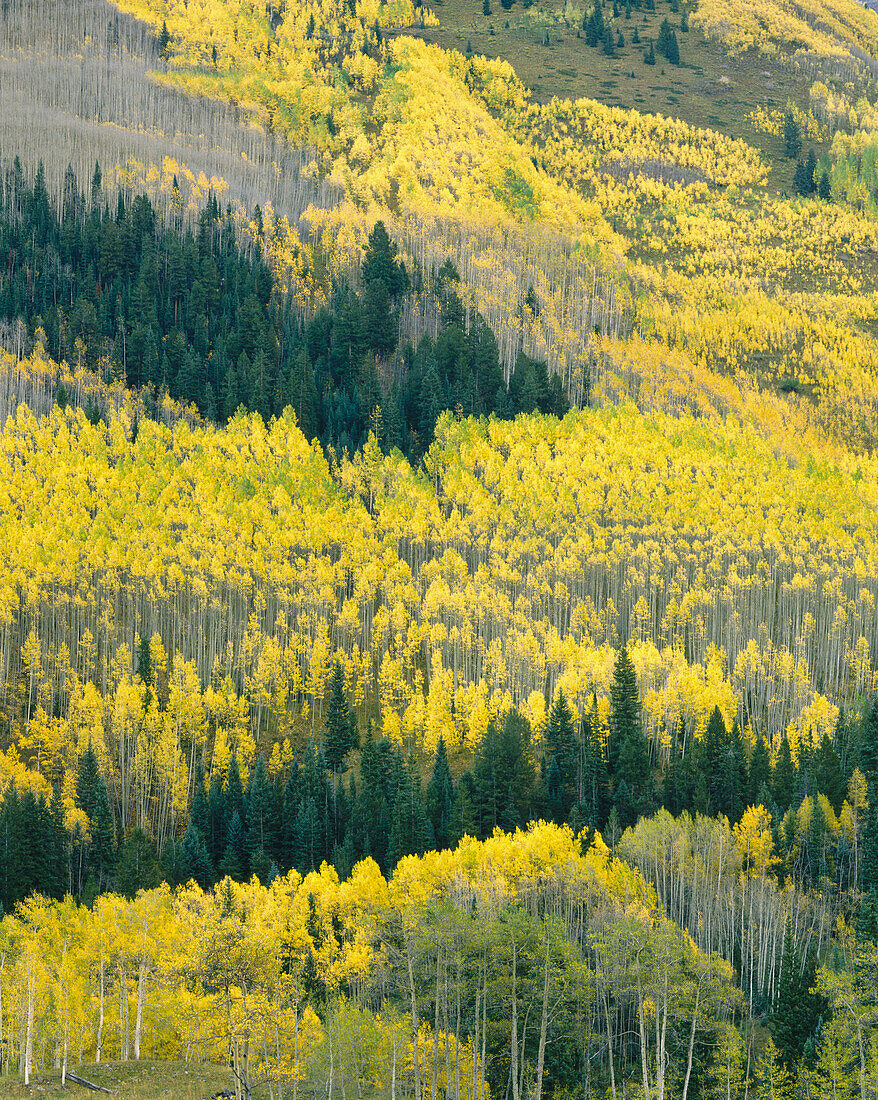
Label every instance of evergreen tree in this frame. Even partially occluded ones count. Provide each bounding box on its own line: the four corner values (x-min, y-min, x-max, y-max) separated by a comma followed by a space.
749, 734, 773, 806
180, 822, 214, 889
91, 779, 117, 890
814, 732, 845, 813
246, 756, 274, 856
324, 661, 357, 774
190, 766, 209, 838
773, 735, 797, 813
75, 742, 101, 820
608, 645, 639, 773
219, 810, 247, 880
425, 736, 456, 849
771, 922, 826, 1068
580, 695, 610, 828
783, 110, 802, 158
545, 689, 578, 821
117, 828, 161, 897
818, 169, 832, 200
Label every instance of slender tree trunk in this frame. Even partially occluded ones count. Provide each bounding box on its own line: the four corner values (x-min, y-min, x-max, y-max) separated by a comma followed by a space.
24, 967, 34, 1087
534, 936, 551, 1100
409, 954, 421, 1100
134, 962, 146, 1059
510, 938, 519, 1100
603, 991, 617, 1100
96, 952, 104, 1063
432, 952, 441, 1100
637, 979, 651, 1100
119, 964, 129, 1061
681, 984, 701, 1100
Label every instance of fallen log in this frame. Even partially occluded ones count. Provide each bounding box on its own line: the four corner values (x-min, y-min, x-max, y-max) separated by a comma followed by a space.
66, 1071, 117, 1093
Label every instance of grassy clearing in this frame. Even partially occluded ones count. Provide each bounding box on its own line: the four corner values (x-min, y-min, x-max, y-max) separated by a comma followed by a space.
411, 0, 826, 188
0, 1062, 236, 1100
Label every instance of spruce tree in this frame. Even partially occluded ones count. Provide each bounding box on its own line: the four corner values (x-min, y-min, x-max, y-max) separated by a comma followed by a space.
75, 742, 101, 820
749, 734, 772, 806
545, 689, 578, 820
773, 735, 797, 813
246, 756, 273, 856
609, 645, 639, 773
580, 695, 610, 828
426, 736, 456, 849
324, 661, 357, 774
783, 110, 802, 158
181, 823, 214, 889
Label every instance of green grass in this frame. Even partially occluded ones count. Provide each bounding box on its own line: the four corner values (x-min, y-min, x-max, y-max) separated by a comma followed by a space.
0, 1062, 236, 1100
408, 0, 831, 190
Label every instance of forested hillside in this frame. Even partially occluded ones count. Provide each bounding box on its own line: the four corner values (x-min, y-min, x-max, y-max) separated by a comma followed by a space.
2, 0, 878, 1090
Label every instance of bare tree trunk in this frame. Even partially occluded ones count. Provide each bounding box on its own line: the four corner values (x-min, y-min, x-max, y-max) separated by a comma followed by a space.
510, 937, 520, 1100
409, 954, 421, 1100
603, 992, 617, 1100
534, 935, 551, 1100
24, 967, 34, 1087
681, 984, 701, 1100
134, 962, 146, 1059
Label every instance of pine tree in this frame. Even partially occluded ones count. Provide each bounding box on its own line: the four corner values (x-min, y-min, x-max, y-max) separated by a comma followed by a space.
91, 779, 117, 890
814, 733, 845, 813
545, 689, 578, 821
609, 645, 639, 773
426, 736, 455, 849
190, 766, 209, 838
361, 221, 408, 301
117, 828, 160, 897
219, 810, 247, 880
181, 822, 214, 889
157, 20, 171, 58
580, 696, 610, 828
773, 735, 797, 813
246, 756, 273, 855
749, 734, 773, 806
783, 111, 802, 158
75, 742, 101, 820
771, 922, 826, 1068
324, 661, 357, 774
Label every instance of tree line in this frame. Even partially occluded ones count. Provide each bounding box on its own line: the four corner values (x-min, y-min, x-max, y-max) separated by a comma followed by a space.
0, 159, 566, 458
4, 647, 876, 920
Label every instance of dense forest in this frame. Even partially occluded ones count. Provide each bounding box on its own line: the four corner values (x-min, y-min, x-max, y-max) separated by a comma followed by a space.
2, 0, 878, 1090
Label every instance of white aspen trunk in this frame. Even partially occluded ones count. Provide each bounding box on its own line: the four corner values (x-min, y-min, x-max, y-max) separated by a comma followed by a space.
432, 952, 441, 1100
292, 1005, 299, 1100
534, 936, 551, 1100
96, 952, 104, 1063
328, 1014, 334, 1100
603, 992, 617, 1100
656, 966, 668, 1100
408, 954, 420, 1100
134, 962, 146, 1059
510, 938, 520, 1100
637, 980, 651, 1100
119, 964, 129, 1061
0, 953, 4, 1081
24, 967, 34, 1087
62, 1015, 68, 1087
681, 984, 701, 1100
480, 967, 487, 1100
